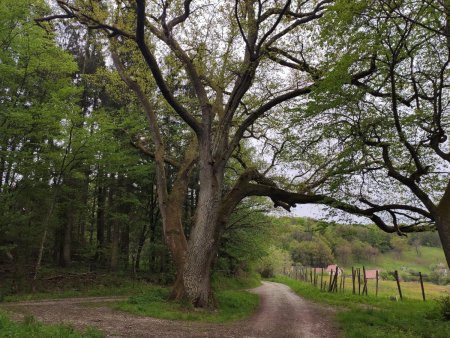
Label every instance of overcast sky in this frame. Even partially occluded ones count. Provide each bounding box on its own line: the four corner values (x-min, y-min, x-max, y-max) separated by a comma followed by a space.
292, 204, 325, 218
291, 203, 370, 224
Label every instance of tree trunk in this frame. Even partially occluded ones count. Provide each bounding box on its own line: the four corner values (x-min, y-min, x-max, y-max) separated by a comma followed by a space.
111, 220, 120, 271
436, 216, 450, 271
182, 155, 223, 307
95, 171, 106, 263
34, 193, 57, 281
120, 223, 130, 270
61, 208, 73, 267
3, 143, 16, 189
106, 183, 115, 244
165, 204, 188, 299
0, 144, 5, 190
436, 183, 450, 270
78, 170, 90, 247
135, 223, 147, 272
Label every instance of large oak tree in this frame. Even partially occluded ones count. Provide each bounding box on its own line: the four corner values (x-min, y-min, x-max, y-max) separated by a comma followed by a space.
41, 0, 447, 307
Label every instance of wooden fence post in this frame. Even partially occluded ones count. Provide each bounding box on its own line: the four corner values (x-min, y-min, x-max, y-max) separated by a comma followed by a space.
342, 271, 345, 293
376, 270, 379, 297
362, 266, 368, 295
321, 268, 324, 290
358, 268, 361, 295
328, 270, 333, 291
394, 270, 403, 301
419, 272, 426, 301
334, 268, 339, 292
352, 267, 355, 294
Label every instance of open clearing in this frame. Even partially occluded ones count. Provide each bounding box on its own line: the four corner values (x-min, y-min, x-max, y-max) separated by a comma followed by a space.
1, 282, 338, 338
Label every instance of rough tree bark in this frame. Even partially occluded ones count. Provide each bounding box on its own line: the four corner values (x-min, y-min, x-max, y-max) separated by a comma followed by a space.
435, 182, 450, 270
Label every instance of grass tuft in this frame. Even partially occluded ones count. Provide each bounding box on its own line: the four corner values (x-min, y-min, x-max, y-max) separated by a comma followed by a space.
0, 310, 104, 338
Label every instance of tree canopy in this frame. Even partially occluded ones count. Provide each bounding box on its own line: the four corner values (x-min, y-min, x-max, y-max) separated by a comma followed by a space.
1, 0, 449, 308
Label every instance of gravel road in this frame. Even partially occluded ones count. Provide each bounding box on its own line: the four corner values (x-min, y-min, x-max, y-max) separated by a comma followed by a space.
1, 282, 339, 338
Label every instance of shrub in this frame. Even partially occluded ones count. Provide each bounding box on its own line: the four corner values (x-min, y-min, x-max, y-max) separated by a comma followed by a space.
429, 264, 450, 285
379, 271, 395, 281
258, 266, 274, 278
437, 295, 450, 320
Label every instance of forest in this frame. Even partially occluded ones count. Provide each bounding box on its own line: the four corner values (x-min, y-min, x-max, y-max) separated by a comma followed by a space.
1, 0, 450, 337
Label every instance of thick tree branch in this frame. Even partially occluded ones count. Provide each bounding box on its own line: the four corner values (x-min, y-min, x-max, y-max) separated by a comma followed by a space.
111, 49, 169, 205
244, 182, 433, 233
130, 139, 181, 168
48, 1, 135, 39
226, 85, 313, 161
167, 0, 193, 30
135, 0, 202, 135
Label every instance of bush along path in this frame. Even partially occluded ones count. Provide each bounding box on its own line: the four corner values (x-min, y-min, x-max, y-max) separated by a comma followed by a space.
1, 282, 338, 338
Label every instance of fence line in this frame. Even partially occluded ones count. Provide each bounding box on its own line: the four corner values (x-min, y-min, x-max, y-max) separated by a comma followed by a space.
283, 265, 426, 301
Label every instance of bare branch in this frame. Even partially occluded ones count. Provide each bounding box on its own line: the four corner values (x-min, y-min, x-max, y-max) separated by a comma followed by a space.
135, 0, 202, 135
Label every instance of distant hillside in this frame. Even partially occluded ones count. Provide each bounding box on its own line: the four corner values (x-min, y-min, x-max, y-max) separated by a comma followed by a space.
340, 246, 446, 274
261, 217, 449, 285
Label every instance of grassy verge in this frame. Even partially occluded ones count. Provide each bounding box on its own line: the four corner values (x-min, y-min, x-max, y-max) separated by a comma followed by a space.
271, 275, 450, 338
3, 278, 152, 302
113, 274, 260, 323
0, 310, 104, 338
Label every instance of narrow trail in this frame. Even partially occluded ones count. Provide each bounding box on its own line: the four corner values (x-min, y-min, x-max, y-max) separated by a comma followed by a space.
1, 282, 339, 338
244, 282, 338, 338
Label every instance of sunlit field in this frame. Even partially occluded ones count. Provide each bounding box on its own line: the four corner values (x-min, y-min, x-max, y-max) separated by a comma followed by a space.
342, 277, 449, 300
286, 272, 449, 300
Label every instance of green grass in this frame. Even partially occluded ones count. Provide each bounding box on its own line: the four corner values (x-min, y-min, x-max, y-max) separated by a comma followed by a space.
114, 274, 260, 323
211, 271, 261, 289
3, 279, 153, 302
0, 310, 104, 338
271, 275, 450, 338
342, 246, 446, 274
3, 272, 260, 324
353, 277, 449, 300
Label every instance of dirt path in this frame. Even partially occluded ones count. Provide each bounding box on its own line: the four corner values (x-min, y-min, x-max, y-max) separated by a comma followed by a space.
1, 282, 339, 338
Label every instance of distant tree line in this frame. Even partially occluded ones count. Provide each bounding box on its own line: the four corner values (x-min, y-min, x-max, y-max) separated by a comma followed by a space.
271, 217, 442, 269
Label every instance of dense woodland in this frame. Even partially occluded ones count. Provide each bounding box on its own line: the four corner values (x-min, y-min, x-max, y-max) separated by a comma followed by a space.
1, 0, 450, 308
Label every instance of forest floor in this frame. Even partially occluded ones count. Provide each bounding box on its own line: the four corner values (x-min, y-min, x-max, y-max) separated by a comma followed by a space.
0, 282, 338, 338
